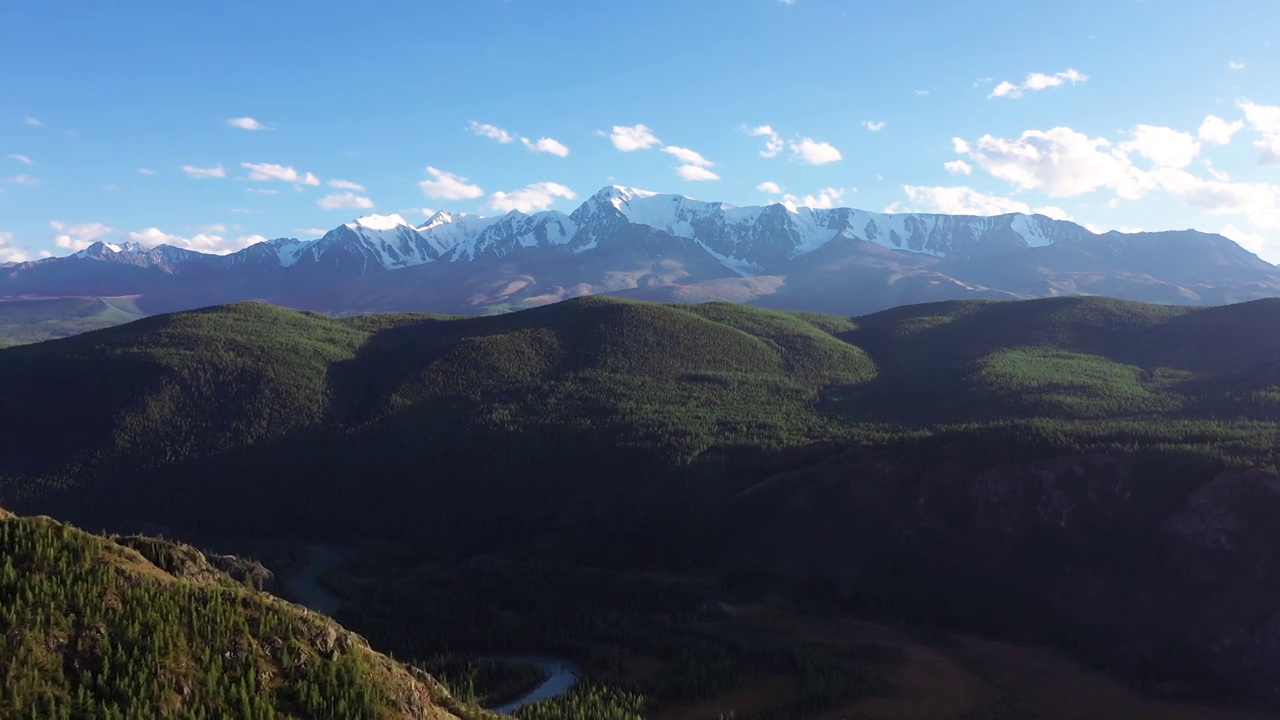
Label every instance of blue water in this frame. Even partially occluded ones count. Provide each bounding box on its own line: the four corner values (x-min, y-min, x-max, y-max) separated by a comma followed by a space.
489, 655, 583, 714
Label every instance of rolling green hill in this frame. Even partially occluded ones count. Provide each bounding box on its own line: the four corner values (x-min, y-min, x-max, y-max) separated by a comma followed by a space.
0, 296, 147, 347
0, 506, 488, 720
5, 294, 1280, 711
3, 295, 1280, 550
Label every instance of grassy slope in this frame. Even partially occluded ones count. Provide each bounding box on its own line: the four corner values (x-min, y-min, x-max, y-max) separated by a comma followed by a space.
0, 296, 147, 346
0, 507, 493, 720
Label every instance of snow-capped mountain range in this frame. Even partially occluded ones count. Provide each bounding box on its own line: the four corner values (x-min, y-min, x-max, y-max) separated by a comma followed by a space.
4, 185, 1279, 317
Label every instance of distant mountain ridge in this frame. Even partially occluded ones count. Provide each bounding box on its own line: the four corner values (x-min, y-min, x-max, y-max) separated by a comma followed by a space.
4, 185, 1278, 316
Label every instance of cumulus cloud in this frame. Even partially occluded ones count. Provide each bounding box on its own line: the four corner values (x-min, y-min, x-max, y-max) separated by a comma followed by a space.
1146, 168, 1280, 228
789, 137, 842, 165
745, 125, 784, 158
956, 127, 1150, 199
781, 187, 849, 210
468, 121, 514, 144
182, 164, 226, 179
128, 227, 265, 254
608, 124, 661, 152
676, 165, 720, 181
1230, 61, 1246, 70
50, 221, 113, 251
5, 154, 33, 165
241, 162, 320, 186
888, 186, 1033, 216
944, 160, 973, 175
1121, 125, 1200, 168
989, 68, 1088, 99
1239, 99, 1280, 133
317, 192, 375, 210
1198, 115, 1244, 145
756, 181, 783, 194
1255, 134, 1280, 165
419, 166, 484, 200
226, 117, 267, 131
521, 136, 570, 157
487, 182, 576, 213
1203, 159, 1230, 182
0, 230, 32, 262
863, 120, 886, 132
327, 179, 366, 191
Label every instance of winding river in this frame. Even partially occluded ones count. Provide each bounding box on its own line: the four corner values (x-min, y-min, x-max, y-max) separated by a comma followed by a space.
285, 545, 581, 715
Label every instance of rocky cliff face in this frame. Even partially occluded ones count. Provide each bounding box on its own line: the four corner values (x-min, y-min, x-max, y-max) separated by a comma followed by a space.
723, 449, 1280, 706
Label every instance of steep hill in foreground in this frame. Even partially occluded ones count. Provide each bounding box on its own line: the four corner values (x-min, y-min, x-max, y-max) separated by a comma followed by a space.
0, 506, 485, 720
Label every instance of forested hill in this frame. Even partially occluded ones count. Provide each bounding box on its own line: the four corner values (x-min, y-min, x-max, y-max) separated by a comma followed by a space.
0, 505, 487, 720
3, 294, 1280, 549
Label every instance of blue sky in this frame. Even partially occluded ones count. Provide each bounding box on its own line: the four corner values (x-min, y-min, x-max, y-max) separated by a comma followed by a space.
2, 0, 1279, 260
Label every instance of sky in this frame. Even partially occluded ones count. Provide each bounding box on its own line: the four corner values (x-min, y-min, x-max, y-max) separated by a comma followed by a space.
2, 0, 1279, 262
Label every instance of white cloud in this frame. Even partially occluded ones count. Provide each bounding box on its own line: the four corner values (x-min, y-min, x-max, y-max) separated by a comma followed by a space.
226, 117, 267, 131
521, 136, 570, 157
128, 227, 264, 254
182, 163, 226, 179
789, 137, 842, 165
50, 221, 112, 251
419, 209, 436, 218
297, 228, 330, 237
1148, 168, 1280, 227
756, 181, 783, 194
957, 127, 1151, 199
1198, 115, 1244, 145
676, 165, 720, 181
0, 174, 38, 185
889, 186, 1033, 216
863, 120, 886, 132
1220, 224, 1268, 254
5, 154, 33, 165
419, 166, 484, 200
608, 124, 661, 152
1121, 125, 1200, 168
944, 160, 973, 175
468, 121, 514, 144
487, 182, 576, 213
1239, 99, 1280, 133
745, 124, 784, 158
1203, 159, 1230, 181
246, 188, 281, 195
782, 187, 848, 210
229, 208, 254, 214
989, 68, 1088, 99
0, 230, 32, 262
327, 178, 366, 191
192, 223, 227, 233
661, 146, 712, 167
241, 162, 320, 186
916, 89, 931, 96
317, 192, 374, 210
1230, 61, 1246, 70
1255, 134, 1280, 165
137, 168, 156, 175
22, 117, 41, 126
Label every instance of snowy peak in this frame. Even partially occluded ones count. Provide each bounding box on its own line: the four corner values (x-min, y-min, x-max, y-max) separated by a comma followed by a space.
348, 213, 411, 232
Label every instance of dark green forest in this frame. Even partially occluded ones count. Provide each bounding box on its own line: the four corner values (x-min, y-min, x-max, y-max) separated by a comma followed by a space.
4, 295, 1280, 717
